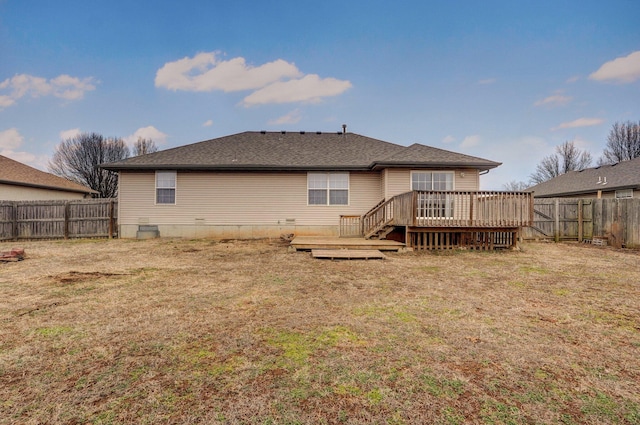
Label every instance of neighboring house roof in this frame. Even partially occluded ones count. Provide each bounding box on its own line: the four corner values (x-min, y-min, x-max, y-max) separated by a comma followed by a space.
529, 157, 640, 197
0, 155, 96, 195
102, 131, 501, 171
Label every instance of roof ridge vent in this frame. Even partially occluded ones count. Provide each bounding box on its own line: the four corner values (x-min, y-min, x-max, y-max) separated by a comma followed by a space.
260, 130, 266, 134
316, 131, 322, 134
281, 130, 286, 134
300, 131, 305, 134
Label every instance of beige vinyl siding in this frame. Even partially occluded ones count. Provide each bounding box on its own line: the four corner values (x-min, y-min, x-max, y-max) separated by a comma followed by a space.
455, 169, 480, 191
119, 171, 382, 228
383, 168, 479, 199
0, 183, 88, 201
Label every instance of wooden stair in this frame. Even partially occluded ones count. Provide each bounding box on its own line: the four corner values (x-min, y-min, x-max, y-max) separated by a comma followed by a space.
363, 219, 394, 240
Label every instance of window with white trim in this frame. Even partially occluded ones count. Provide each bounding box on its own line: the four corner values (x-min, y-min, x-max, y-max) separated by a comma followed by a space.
411, 171, 454, 218
156, 171, 176, 204
615, 189, 633, 199
308, 172, 349, 205
411, 171, 454, 191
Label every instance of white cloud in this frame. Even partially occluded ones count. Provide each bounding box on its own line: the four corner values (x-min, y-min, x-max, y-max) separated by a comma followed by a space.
534, 94, 572, 107
460, 135, 481, 148
155, 51, 352, 106
1, 150, 37, 164
0, 73, 96, 110
125, 126, 168, 146
50, 75, 97, 100
0, 95, 16, 108
478, 78, 496, 85
0, 127, 48, 169
268, 109, 302, 125
566, 75, 580, 83
155, 52, 302, 92
552, 117, 604, 131
243, 74, 352, 106
202, 119, 213, 127
589, 51, 640, 83
0, 128, 24, 150
441, 135, 455, 144
59, 128, 81, 141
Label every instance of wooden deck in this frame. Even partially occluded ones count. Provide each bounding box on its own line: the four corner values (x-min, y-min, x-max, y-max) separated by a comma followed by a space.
312, 249, 386, 260
290, 236, 405, 252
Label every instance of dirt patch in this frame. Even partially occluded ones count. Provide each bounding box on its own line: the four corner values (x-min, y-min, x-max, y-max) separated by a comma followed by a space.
50, 271, 128, 285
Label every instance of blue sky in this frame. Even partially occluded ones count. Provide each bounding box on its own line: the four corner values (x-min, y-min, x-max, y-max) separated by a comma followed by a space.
1, 0, 638, 189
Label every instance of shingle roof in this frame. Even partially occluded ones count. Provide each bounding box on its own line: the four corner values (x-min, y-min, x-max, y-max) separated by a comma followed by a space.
0, 155, 96, 195
528, 156, 640, 197
102, 131, 500, 171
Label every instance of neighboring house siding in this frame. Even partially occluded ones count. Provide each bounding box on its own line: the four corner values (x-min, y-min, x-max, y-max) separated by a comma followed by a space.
383, 168, 479, 199
118, 171, 382, 238
0, 183, 87, 201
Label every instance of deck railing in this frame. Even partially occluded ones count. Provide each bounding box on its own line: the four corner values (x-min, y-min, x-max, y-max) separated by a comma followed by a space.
356, 191, 533, 237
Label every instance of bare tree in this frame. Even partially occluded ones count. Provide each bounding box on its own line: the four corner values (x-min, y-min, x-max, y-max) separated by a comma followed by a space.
48, 132, 130, 198
600, 120, 640, 164
132, 137, 158, 156
502, 180, 530, 191
529, 140, 592, 184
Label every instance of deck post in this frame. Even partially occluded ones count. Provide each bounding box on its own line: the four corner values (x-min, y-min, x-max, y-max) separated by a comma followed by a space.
412, 191, 417, 226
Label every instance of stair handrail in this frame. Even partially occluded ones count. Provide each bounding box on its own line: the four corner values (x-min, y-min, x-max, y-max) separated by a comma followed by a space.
362, 196, 397, 237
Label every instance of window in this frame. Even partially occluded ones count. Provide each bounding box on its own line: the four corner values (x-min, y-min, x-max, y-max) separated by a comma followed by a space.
411, 171, 454, 191
156, 171, 176, 204
308, 172, 349, 205
411, 171, 454, 218
615, 189, 633, 199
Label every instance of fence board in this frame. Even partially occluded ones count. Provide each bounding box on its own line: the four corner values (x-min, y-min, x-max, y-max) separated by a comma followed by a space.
522, 198, 639, 248
0, 199, 117, 241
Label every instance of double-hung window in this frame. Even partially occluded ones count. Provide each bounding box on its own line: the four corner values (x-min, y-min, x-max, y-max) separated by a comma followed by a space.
411, 171, 454, 218
156, 171, 176, 204
308, 172, 349, 205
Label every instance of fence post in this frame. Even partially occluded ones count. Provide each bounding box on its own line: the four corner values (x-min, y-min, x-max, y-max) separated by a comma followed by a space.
577, 199, 583, 242
64, 201, 70, 239
554, 199, 560, 243
12, 202, 18, 242
108, 200, 115, 239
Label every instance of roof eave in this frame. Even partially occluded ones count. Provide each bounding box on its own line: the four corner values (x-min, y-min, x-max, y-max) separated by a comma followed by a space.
101, 164, 372, 172
370, 161, 501, 171
0, 179, 96, 194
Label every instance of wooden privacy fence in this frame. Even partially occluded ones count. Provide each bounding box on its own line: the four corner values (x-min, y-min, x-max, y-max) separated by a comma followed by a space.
522, 198, 640, 248
0, 199, 117, 241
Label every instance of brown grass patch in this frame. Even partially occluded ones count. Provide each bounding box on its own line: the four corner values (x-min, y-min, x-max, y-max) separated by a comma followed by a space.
0, 238, 639, 424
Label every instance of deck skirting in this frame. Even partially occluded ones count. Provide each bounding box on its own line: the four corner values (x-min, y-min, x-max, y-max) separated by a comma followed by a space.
408, 227, 519, 250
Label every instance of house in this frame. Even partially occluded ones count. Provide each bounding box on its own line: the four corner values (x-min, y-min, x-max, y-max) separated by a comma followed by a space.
529, 157, 640, 199
102, 130, 532, 249
0, 154, 96, 200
